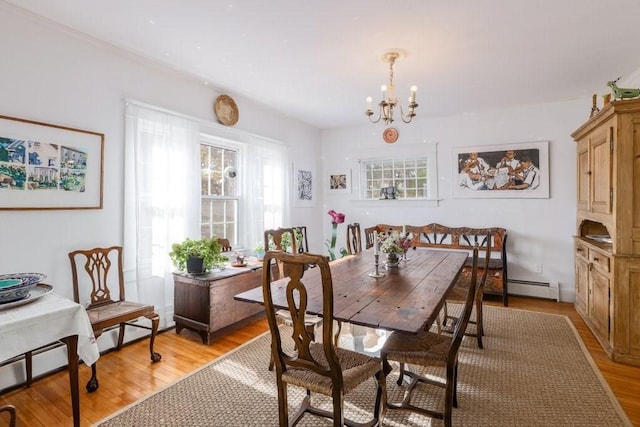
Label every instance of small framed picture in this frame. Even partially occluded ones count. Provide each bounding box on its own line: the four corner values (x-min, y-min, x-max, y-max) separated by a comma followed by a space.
293, 161, 315, 207
328, 169, 351, 194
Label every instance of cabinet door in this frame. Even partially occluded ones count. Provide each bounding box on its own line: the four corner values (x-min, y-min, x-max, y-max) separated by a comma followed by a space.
577, 139, 590, 211
590, 128, 612, 214
575, 256, 589, 315
589, 269, 610, 342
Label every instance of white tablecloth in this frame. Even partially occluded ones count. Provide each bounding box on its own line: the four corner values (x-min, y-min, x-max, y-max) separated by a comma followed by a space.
0, 293, 99, 365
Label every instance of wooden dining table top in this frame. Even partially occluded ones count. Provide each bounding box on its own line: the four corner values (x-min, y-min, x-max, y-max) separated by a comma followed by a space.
234, 248, 468, 334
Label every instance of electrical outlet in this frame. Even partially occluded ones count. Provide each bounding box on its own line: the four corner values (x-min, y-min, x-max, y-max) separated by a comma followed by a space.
535, 264, 543, 274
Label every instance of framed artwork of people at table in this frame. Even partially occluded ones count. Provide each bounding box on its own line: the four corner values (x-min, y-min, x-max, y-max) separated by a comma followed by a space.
452, 140, 549, 199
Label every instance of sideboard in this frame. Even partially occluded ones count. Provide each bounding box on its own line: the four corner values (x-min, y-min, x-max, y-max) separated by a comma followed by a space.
571, 99, 640, 366
173, 264, 264, 344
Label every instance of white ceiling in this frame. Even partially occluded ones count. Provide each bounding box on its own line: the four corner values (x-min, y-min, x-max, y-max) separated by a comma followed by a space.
6, 0, 640, 129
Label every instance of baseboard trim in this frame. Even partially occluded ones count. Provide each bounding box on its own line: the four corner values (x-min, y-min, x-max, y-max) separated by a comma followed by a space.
509, 280, 560, 302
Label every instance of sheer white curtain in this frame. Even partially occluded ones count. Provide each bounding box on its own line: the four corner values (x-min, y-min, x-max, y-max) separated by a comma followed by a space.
124, 102, 288, 329
240, 138, 289, 250
124, 102, 200, 327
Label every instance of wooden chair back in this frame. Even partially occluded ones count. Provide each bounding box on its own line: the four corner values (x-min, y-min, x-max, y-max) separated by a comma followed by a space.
346, 223, 362, 254
264, 228, 298, 280
262, 251, 339, 381
0, 405, 16, 427
364, 224, 404, 249
292, 226, 309, 253
69, 245, 125, 306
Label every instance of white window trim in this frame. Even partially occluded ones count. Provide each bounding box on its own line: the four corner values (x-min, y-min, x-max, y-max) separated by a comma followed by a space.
351, 142, 439, 207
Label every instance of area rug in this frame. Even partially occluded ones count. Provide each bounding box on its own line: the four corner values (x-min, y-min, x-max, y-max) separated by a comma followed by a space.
94, 307, 632, 426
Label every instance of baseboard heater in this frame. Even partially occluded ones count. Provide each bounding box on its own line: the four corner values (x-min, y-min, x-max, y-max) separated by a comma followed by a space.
508, 279, 560, 302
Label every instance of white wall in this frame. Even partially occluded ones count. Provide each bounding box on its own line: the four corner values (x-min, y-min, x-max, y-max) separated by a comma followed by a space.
0, 4, 321, 387
0, 3, 322, 298
321, 99, 588, 302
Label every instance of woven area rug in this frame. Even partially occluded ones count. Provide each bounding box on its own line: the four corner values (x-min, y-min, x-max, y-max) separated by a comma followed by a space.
94, 307, 631, 426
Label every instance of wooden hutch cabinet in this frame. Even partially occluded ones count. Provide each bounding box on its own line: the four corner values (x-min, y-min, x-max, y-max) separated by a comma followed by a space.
571, 99, 640, 366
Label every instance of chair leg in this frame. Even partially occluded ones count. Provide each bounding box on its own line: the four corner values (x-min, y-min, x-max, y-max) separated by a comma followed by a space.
276, 380, 289, 427
148, 314, 162, 362
396, 362, 406, 386
331, 388, 345, 427
476, 294, 484, 349
86, 363, 99, 393
116, 323, 126, 350
25, 351, 33, 387
334, 320, 343, 346
442, 301, 449, 326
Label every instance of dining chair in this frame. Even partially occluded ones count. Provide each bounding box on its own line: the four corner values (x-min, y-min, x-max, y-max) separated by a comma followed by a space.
0, 404, 16, 427
442, 233, 492, 348
68, 246, 161, 392
364, 226, 377, 249
379, 245, 479, 427
345, 223, 363, 255
264, 228, 322, 371
263, 251, 386, 426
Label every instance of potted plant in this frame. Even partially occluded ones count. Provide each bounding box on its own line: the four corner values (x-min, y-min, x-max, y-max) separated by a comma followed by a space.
169, 237, 227, 274
254, 243, 265, 260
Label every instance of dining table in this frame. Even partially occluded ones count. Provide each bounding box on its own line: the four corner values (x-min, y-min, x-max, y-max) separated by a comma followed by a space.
0, 291, 100, 427
234, 248, 469, 334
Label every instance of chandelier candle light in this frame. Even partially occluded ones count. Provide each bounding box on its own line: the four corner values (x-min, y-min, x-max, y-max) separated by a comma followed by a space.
365, 50, 418, 127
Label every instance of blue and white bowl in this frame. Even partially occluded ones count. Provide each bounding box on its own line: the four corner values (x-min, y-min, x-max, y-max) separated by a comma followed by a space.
0, 273, 47, 304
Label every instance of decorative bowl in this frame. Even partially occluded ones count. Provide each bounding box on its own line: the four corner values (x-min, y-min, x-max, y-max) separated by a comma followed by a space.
0, 273, 47, 304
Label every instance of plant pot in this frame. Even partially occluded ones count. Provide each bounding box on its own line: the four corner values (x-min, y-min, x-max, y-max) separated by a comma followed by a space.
186, 256, 205, 274
385, 253, 400, 268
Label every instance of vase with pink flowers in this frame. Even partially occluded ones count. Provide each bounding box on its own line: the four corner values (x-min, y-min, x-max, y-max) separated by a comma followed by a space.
325, 209, 345, 260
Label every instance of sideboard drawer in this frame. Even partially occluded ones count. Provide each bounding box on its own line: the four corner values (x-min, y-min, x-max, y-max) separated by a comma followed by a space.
589, 249, 610, 273
575, 241, 589, 260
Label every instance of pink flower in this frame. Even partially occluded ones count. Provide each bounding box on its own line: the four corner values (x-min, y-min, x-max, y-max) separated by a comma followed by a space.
328, 210, 345, 224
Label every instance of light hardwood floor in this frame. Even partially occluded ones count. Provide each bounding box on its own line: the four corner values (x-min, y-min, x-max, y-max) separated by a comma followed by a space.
1, 296, 639, 426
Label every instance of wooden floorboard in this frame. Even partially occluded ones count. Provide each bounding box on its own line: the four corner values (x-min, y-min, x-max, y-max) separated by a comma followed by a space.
1, 296, 639, 426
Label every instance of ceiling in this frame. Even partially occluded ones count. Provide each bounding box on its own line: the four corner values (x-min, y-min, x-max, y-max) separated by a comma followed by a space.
6, 0, 640, 129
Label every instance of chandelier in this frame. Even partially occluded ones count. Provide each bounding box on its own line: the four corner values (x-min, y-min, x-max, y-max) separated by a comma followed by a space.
365, 50, 418, 126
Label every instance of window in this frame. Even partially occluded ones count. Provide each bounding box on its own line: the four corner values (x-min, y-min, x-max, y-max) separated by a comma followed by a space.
360, 157, 429, 200
200, 143, 238, 243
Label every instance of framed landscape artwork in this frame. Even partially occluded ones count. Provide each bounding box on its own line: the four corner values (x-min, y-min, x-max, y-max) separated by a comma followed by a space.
293, 161, 315, 207
328, 169, 351, 194
452, 140, 549, 199
0, 115, 104, 210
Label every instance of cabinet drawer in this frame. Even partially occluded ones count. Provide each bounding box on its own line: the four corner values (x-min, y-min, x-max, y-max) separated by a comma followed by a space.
589, 249, 610, 273
575, 241, 589, 260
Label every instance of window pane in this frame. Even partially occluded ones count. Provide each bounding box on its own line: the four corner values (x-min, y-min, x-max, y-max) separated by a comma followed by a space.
360, 156, 429, 200
200, 142, 239, 245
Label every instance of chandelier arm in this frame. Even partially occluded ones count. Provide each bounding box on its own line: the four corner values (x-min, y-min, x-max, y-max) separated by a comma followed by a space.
399, 102, 417, 123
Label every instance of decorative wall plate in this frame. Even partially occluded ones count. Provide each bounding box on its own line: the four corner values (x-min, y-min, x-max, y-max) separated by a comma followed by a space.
214, 94, 239, 126
383, 127, 399, 143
